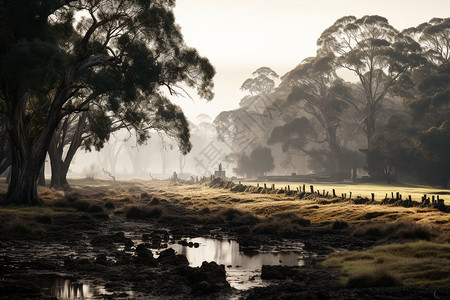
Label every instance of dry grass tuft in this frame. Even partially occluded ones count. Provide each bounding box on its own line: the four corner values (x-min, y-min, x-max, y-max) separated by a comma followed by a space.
332, 220, 349, 230
35, 214, 53, 224
3, 217, 46, 239
252, 213, 310, 238
104, 201, 115, 209
346, 268, 402, 288
124, 205, 164, 219
323, 241, 450, 287
352, 222, 434, 241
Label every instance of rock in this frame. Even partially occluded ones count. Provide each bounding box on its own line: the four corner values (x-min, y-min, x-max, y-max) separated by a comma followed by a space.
158, 248, 175, 259
135, 243, 156, 266
178, 261, 230, 294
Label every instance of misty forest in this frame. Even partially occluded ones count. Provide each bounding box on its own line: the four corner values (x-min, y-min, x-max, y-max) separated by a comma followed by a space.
0, 1, 449, 299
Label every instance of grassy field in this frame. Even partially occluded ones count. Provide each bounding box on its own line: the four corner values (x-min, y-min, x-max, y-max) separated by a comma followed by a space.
1, 178, 448, 229
241, 180, 450, 204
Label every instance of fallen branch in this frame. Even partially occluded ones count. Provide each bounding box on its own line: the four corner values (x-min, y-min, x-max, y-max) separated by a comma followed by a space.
102, 168, 116, 181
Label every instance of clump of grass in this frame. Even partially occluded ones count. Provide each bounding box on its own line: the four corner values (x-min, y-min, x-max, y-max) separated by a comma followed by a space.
149, 197, 161, 205
352, 222, 434, 241
140, 192, 150, 200
199, 207, 210, 214
73, 200, 91, 212
54, 199, 70, 208
124, 205, 164, 219
323, 241, 450, 287
346, 269, 402, 288
193, 207, 259, 226
35, 214, 53, 224
252, 213, 310, 238
64, 191, 81, 203
4, 217, 46, 239
86, 205, 104, 214
104, 201, 115, 209
331, 220, 349, 230
216, 208, 259, 224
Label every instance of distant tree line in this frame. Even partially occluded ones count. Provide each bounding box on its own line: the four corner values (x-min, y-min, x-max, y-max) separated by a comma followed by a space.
216, 16, 449, 187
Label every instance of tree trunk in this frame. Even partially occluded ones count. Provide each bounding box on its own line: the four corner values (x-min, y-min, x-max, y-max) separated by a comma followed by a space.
49, 148, 70, 189
4, 132, 47, 205
6, 161, 41, 205
38, 162, 46, 186
1, 93, 49, 205
327, 126, 341, 174
49, 113, 87, 190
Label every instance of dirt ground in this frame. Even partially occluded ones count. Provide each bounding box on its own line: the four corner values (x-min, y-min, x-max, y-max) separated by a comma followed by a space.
0, 178, 449, 299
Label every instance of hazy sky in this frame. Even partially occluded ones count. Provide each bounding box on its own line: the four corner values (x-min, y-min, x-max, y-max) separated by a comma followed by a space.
170, 0, 450, 122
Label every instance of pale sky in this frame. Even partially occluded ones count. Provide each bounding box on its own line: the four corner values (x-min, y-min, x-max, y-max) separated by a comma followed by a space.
170, 0, 450, 122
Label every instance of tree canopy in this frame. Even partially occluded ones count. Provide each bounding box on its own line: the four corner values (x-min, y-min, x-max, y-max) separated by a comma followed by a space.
0, 0, 215, 205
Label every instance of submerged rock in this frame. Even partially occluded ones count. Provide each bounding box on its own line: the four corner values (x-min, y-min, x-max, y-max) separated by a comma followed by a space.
157, 248, 189, 266
177, 261, 230, 294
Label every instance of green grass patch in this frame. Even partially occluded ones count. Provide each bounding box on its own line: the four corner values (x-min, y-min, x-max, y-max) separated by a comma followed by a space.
323, 241, 450, 287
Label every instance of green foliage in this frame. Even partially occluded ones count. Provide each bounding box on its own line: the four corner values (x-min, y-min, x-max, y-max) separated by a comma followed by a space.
317, 15, 423, 151
390, 19, 450, 186
240, 67, 279, 95
1, 0, 216, 203
279, 55, 353, 173
268, 117, 315, 152
234, 146, 275, 178
368, 115, 417, 182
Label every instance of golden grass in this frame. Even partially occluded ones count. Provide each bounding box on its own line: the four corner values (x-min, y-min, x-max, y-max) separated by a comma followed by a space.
158, 182, 450, 234
1, 179, 448, 232
323, 241, 450, 287
242, 180, 450, 204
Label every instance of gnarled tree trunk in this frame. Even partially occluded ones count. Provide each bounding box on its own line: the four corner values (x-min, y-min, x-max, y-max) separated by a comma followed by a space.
49, 113, 87, 189
2, 93, 55, 205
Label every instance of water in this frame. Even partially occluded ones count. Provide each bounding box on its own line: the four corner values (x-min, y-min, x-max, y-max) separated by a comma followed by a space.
168, 237, 306, 290
49, 279, 94, 299
42, 278, 134, 300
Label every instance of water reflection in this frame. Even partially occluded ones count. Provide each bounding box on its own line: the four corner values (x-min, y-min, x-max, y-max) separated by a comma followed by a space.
47, 278, 133, 299
169, 237, 305, 290
50, 279, 93, 299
